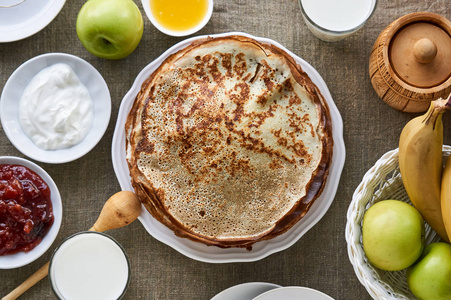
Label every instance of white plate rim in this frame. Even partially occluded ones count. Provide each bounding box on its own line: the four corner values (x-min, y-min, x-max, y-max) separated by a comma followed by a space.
0, 156, 62, 269
210, 282, 282, 300
111, 31, 345, 263
0, 0, 66, 43
0, 52, 111, 164
253, 286, 335, 300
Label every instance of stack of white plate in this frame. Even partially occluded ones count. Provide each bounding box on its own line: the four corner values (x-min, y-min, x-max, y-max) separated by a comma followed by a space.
211, 282, 334, 300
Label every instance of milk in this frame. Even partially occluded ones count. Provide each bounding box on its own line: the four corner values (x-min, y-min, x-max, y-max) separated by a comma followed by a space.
49, 232, 130, 300
300, 0, 376, 41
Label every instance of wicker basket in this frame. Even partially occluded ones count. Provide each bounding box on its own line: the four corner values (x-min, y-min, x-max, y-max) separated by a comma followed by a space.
345, 146, 451, 299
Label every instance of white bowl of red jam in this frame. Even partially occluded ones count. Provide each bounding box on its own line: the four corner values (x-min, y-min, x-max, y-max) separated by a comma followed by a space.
0, 156, 62, 269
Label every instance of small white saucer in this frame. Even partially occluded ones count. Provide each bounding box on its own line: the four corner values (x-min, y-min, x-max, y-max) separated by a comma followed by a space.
211, 282, 282, 300
0, 0, 66, 42
0, 53, 111, 164
253, 286, 334, 300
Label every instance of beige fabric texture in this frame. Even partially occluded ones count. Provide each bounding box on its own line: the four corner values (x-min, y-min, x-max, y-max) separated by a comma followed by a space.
0, 0, 450, 299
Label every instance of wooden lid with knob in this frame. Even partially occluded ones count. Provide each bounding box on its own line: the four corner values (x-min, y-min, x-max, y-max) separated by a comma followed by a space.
369, 12, 451, 112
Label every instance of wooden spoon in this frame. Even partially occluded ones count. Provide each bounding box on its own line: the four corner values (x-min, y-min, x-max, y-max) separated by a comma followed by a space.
2, 191, 141, 300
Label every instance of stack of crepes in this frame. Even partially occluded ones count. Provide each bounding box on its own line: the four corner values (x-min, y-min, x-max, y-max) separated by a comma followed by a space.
126, 35, 333, 249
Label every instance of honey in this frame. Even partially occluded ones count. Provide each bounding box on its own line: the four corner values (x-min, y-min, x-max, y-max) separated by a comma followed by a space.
150, 0, 209, 32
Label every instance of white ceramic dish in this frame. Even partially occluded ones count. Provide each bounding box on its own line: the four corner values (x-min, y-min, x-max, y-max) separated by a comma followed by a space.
253, 286, 334, 300
211, 282, 282, 300
0, 156, 63, 269
0, 0, 66, 42
1, 52, 111, 164
141, 0, 213, 36
112, 32, 345, 263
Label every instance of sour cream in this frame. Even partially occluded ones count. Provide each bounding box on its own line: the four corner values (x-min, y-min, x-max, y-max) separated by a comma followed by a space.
19, 63, 93, 150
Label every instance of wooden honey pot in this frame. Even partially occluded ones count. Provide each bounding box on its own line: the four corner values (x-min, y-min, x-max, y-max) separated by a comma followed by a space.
369, 12, 451, 113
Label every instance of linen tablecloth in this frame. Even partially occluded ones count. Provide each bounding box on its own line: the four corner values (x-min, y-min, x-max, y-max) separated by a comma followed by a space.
1, 0, 450, 299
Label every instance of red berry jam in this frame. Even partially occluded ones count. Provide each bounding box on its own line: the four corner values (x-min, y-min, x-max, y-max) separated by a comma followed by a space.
0, 164, 54, 255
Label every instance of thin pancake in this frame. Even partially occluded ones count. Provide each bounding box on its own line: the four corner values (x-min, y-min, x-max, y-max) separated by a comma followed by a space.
126, 35, 333, 249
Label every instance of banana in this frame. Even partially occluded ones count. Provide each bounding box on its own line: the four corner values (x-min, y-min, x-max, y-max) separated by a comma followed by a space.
442, 156, 451, 242
399, 96, 451, 242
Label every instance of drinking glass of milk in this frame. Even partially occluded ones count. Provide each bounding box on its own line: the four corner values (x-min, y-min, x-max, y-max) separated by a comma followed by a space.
49, 232, 130, 300
299, 0, 377, 42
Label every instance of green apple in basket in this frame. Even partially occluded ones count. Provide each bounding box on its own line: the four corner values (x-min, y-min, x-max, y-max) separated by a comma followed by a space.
407, 242, 451, 300
362, 199, 425, 271
76, 0, 144, 59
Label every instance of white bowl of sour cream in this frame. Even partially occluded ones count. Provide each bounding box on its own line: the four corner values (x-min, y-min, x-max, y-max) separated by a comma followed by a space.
0, 53, 111, 164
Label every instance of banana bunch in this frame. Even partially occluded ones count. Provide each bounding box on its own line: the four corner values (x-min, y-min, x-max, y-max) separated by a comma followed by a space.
442, 157, 451, 242
399, 95, 451, 242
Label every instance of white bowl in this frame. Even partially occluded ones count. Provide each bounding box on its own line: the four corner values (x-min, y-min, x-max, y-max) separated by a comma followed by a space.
0, 0, 66, 42
0, 156, 63, 269
0, 52, 111, 164
253, 286, 334, 300
345, 147, 446, 299
211, 282, 282, 300
112, 32, 346, 263
141, 0, 213, 36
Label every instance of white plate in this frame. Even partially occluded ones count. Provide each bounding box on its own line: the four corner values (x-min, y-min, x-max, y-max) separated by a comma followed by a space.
1, 52, 111, 164
211, 282, 282, 300
253, 286, 334, 300
112, 32, 345, 263
0, 0, 66, 42
0, 156, 62, 269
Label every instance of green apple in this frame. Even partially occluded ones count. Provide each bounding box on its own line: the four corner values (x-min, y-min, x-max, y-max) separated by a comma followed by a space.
362, 199, 425, 271
407, 242, 451, 300
76, 0, 144, 60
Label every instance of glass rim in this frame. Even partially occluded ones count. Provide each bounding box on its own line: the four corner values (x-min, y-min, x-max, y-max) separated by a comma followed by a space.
298, 0, 378, 36
48, 231, 131, 300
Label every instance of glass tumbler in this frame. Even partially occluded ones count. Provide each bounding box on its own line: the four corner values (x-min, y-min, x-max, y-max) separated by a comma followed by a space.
49, 231, 130, 300
299, 0, 377, 42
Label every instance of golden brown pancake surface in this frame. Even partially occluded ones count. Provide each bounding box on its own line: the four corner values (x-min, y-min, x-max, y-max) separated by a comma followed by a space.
126, 35, 333, 249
